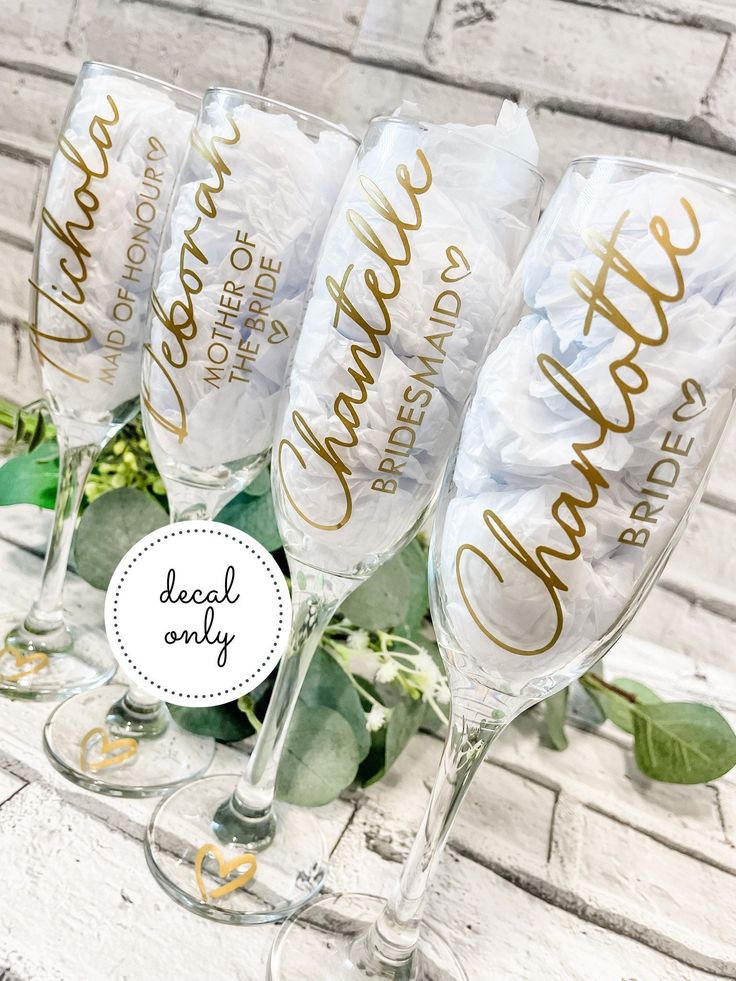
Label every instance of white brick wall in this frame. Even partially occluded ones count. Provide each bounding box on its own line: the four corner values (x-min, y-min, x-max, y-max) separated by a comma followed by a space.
1, 2, 735, 978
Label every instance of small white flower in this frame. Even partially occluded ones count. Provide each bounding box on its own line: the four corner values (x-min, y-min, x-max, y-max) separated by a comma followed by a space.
433, 678, 451, 704
414, 651, 441, 697
365, 704, 387, 732
347, 628, 371, 651
375, 658, 399, 684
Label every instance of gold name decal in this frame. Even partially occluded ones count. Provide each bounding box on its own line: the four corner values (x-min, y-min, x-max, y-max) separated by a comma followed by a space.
456, 198, 701, 657
141, 115, 241, 442
277, 149, 434, 531
29, 95, 120, 382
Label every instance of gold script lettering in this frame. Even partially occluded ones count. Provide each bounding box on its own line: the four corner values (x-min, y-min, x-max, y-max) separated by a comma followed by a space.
142, 115, 241, 442
29, 95, 120, 381
278, 150, 433, 530
456, 198, 700, 655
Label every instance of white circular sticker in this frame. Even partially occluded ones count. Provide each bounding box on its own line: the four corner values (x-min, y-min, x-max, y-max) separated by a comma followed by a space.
104, 521, 291, 706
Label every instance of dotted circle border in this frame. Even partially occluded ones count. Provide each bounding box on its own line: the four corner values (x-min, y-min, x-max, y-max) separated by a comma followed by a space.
109, 525, 287, 700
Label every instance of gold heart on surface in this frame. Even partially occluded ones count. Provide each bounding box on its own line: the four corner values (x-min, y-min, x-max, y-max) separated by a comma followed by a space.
79, 727, 138, 772
0, 644, 49, 682
440, 244, 471, 284
194, 843, 257, 903
673, 378, 706, 422
268, 319, 289, 345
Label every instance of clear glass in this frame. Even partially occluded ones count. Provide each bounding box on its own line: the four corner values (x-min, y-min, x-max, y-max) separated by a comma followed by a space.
268, 155, 736, 978
148, 110, 543, 927
0, 61, 198, 700
45, 89, 356, 798
139, 90, 358, 890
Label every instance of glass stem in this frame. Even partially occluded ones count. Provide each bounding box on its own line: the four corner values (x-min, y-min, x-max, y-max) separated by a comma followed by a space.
24, 437, 99, 637
360, 673, 508, 972
214, 558, 357, 846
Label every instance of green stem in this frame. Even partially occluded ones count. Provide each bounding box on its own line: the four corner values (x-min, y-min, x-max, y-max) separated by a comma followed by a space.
238, 696, 262, 733
321, 638, 385, 710
583, 673, 638, 704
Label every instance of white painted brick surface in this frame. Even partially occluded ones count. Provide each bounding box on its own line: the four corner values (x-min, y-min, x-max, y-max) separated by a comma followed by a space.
2, 1, 736, 977
0, 0, 77, 68
0, 240, 33, 320
264, 39, 505, 134
0, 766, 24, 805
366, 0, 726, 121
699, 33, 736, 144
0, 322, 42, 404
71, 0, 270, 93
0, 68, 73, 148
0, 153, 43, 231
0, 512, 734, 979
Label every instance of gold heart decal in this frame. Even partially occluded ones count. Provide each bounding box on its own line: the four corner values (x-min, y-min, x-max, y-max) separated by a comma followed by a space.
80, 727, 138, 772
673, 378, 706, 422
194, 843, 257, 903
441, 244, 471, 284
268, 319, 289, 345
0, 644, 49, 682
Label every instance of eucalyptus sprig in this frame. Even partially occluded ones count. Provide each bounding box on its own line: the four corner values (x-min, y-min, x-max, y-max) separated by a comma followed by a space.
542, 673, 736, 784
0, 416, 734, 801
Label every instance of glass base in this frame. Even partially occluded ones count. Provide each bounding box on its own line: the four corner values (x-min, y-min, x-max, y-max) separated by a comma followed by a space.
145, 773, 326, 924
0, 614, 115, 700
43, 684, 215, 797
268, 893, 468, 981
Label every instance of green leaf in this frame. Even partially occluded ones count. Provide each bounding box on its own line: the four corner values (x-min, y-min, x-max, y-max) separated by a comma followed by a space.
569, 679, 607, 729
73, 486, 169, 590
216, 489, 281, 552
542, 688, 569, 751
385, 695, 425, 769
633, 702, 736, 784
300, 648, 370, 760
169, 702, 254, 742
244, 468, 271, 496
599, 678, 662, 735
276, 704, 361, 806
362, 694, 425, 787
0, 440, 59, 508
358, 724, 388, 787
340, 538, 429, 631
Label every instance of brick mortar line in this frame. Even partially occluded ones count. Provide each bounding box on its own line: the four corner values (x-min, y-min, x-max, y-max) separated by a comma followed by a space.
0, 135, 52, 166
331, 35, 736, 156
444, 840, 736, 978
714, 785, 735, 848
545, 786, 562, 864
658, 575, 736, 622
328, 793, 363, 859
1, 709, 734, 973
4, 43, 736, 160
361, 722, 736, 879
0, 775, 30, 811
0, 223, 34, 252
702, 489, 736, 515
547, 0, 736, 32
0, 743, 167, 846
0, 57, 77, 85
481, 751, 736, 868
106, 0, 351, 51
584, 800, 736, 876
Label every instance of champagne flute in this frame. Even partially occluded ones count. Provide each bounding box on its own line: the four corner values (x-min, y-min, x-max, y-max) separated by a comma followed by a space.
42, 88, 358, 797
267, 155, 736, 979
0, 62, 198, 700
146, 105, 543, 923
